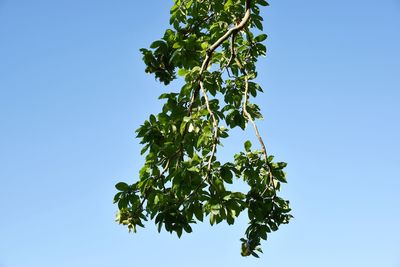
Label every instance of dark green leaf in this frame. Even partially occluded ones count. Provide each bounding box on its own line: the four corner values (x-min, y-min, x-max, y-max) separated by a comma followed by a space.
244, 140, 252, 152
115, 182, 129, 191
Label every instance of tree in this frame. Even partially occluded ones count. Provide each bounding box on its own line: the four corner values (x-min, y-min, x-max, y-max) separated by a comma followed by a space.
114, 0, 292, 257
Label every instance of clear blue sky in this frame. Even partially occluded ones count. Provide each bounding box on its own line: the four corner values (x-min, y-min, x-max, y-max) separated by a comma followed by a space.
1, 0, 399, 266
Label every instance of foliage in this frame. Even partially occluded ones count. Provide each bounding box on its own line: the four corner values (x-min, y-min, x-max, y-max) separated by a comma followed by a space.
114, 0, 292, 257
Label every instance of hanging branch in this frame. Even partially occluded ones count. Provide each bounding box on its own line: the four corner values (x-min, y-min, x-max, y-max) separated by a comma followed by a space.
114, 0, 292, 258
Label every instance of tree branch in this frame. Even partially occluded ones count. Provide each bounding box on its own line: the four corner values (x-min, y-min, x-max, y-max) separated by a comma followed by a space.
228, 32, 276, 195
188, 0, 252, 114
242, 75, 276, 195
185, 0, 253, 200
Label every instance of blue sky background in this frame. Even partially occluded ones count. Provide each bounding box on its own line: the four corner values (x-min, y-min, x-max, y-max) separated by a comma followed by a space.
1, 0, 399, 266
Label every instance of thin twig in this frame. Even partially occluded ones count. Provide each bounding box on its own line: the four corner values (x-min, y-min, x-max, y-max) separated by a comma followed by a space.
226, 33, 237, 68
199, 80, 218, 177
242, 76, 268, 163
242, 75, 276, 195
226, 28, 276, 196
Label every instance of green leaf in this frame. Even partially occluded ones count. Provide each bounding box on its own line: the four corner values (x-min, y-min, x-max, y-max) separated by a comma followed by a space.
178, 68, 188, 76
257, 0, 269, 6
180, 120, 187, 135
221, 167, 233, 184
224, 0, 233, 10
113, 192, 122, 203
194, 207, 204, 222
254, 34, 268, 43
115, 182, 129, 191
140, 144, 149, 155
253, 19, 263, 30
150, 40, 165, 49
176, 227, 183, 238
118, 197, 128, 209
244, 140, 252, 152
210, 213, 216, 225
273, 170, 287, 183
183, 224, 193, 233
